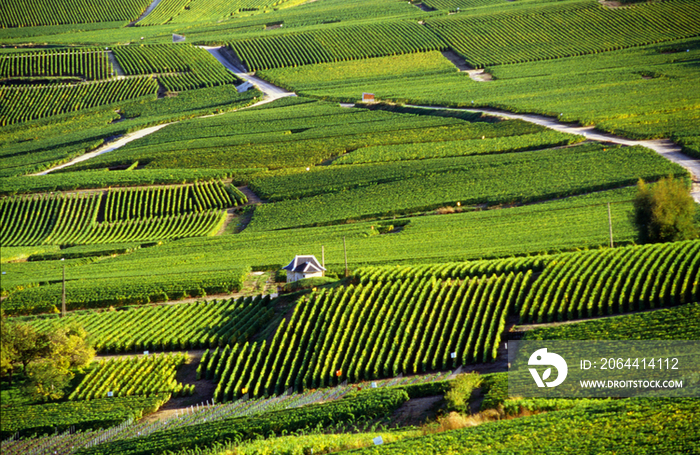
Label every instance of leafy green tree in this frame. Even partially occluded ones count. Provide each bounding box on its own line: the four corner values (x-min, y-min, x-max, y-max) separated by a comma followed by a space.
633, 176, 698, 243
0, 313, 17, 384
25, 360, 73, 401
47, 324, 95, 371
0, 319, 51, 382
0, 315, 94, 391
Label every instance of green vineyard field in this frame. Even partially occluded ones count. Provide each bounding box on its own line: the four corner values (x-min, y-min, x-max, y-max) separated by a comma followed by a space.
421, 0, 509, 12
0, 77, 157, 126
135, 0, 192, 26
3, 0, 699, 453
209, 271, 531, 399
28, 295, 275, 352
333, 130, 583, 164
2, 187, 644, 315
246, 143, 685, 231
519, 240, 700, 322
0, 48, 113, 81
259, 41, 700, 141
0, 168, 244, 196
350, 398, 700, 454
146, 0, 303, 25
0, 85, 260, 180
74, 388, 410, 455
1, 395, 168, 439
353, 256, 546, 284
523, 302, 700, 341
0, 0, 152, 27
0, 181, 246, 247
3, 266, 251, 314
111, 45, 239, 91
426, 0, 700, 68
63, 99, 512, 171
69, 353, 188, 400
228, 21, 447, 71
191, 241, 699, 400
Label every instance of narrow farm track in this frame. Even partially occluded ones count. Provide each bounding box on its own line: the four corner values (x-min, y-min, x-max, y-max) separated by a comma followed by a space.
238, 185, 263, 204
200, 45, 295, 104
132, 0, 164, 25
32, 123, 173, 175
107, 51, 126, 77
404, 105, 700, 202
29, 69, 290, 175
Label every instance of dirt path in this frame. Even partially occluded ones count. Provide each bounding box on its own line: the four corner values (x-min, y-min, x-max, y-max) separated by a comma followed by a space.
216, 207, 239, 235
440, 51, 493, 81
31, 123, 173, 175
200, 46, 295, 104
30, 70, 287, 175
213, 186, 264, 234
132, 0, 165, 25
239, 185, 263, 204
512, 305, 671, 332
107, 51, 125, 77
466, 69, 492, 82
441, 50, 471, 71
598, 0, 629, 8
404, 104, 700, 202
392, 396, 443, 426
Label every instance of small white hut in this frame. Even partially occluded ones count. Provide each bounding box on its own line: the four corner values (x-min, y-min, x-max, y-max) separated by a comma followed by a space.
282, 255, 326, 283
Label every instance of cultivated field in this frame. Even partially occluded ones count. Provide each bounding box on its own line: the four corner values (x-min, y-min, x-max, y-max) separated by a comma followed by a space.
2, 0, 699, 454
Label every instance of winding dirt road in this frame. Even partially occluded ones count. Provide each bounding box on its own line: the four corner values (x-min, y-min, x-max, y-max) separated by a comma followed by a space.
405, 104, 700, 202
200, 46, 295, 105
32, 52, 293, 175
32, 123, 173, 175
133, 0, 164, 24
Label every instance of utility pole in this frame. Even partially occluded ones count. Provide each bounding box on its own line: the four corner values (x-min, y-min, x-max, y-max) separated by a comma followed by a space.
61, 258, 66, 317
321, 245, 325, 269
607, 203, 614, 248
343, 237, 349, 277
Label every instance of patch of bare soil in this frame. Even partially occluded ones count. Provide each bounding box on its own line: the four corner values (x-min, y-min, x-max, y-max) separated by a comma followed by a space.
598, 0, 628, 8
141, 351, 217, 423
216, 207, 239, 235
416, 3, 436, 12
441, 50, 472, 72
469, 70, 492, 82
239, 185, 263, 204
469, 386, 485, 414
392, 396, 444, 426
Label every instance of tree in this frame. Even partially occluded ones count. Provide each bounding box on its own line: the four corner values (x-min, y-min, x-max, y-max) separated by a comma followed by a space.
0, 313, 16, 384
633, 176, 699, 243
25, 360, 73, 402
0, 318, 51, 384
47, 324, 95, 370
0, 315, 94, 390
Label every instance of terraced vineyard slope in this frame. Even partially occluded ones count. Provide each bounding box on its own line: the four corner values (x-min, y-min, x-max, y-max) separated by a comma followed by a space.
111, 44, 239, 91
28, 295, 275, 352
0, 181, 246, 247
519, 240, 700, 323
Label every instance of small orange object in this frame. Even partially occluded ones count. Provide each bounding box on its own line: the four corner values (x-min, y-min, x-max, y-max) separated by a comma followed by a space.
336, 369, 343, 377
